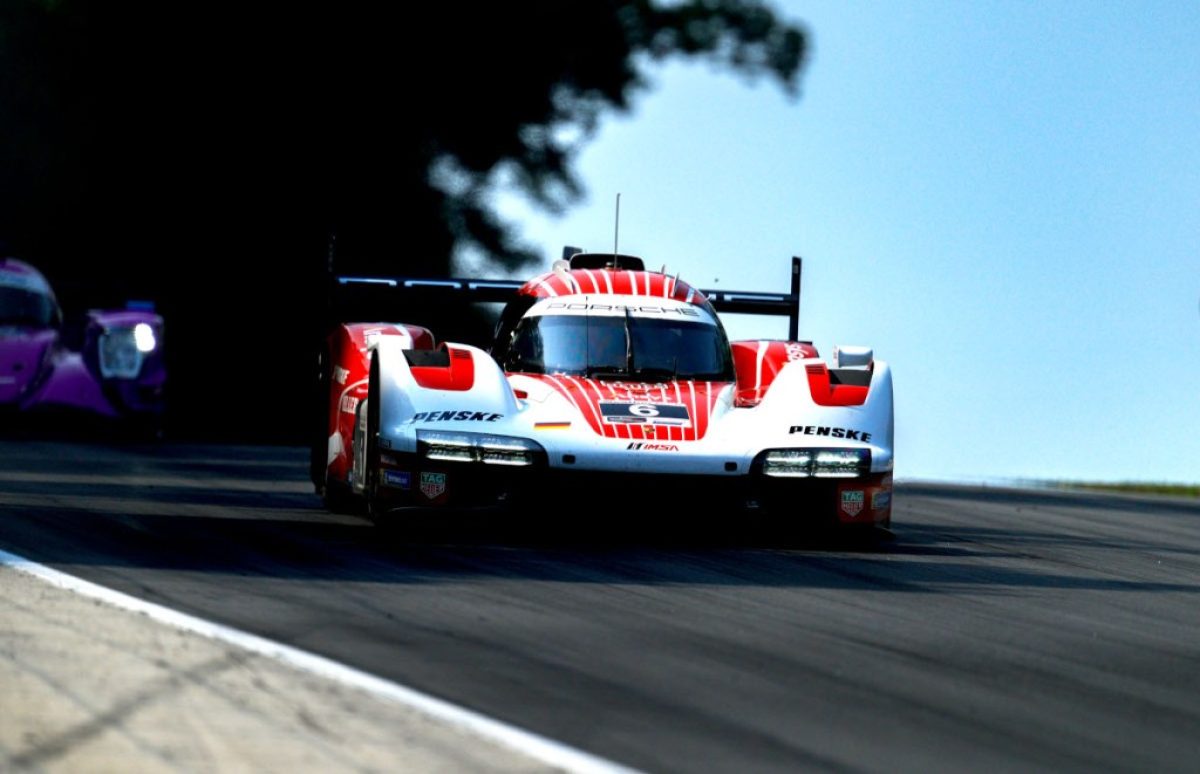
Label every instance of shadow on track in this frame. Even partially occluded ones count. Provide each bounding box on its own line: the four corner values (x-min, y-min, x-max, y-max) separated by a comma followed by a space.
1, 440, 1198, 596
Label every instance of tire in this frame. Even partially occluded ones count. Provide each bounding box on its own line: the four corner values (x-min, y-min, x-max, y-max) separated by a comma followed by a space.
321, 479, 362, 514
362, 352, 383, 521
310, 347, 330, 492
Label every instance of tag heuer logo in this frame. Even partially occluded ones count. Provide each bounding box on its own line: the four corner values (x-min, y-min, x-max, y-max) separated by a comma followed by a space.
419, 471, 446, 500
840, 490, 865, 518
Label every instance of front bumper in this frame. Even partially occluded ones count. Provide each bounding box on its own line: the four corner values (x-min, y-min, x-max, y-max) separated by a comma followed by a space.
374, 451, 892, 525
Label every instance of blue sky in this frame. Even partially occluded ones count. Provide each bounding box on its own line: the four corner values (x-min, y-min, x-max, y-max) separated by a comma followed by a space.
474, 1, 1200, 483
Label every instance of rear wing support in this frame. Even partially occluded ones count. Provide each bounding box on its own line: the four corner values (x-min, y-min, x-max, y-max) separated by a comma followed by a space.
698, 256, 802, 340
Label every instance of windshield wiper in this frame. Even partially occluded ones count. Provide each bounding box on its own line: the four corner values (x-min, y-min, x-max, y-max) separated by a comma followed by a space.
623, 307, 634, 374
581, 308, 635, 380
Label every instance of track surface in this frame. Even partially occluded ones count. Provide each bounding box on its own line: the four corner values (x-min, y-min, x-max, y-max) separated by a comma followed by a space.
0, 440, 1197, 772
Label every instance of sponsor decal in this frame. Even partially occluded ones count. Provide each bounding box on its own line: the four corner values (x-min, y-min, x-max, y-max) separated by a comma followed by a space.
785, 342, 808, 361
412, 410, 502, 422
339, 395, 359, 414
419, 471, 446, 500
600, 402, 691, 427
534, 421, 571, 430
530, 373, 723, 442
544, 302, 701, 317
605, 381, 679, 392
333, 366, 349, 385
841, 490, 865, 518
872, 491, 892, 510
383, 470, 411, 490
626, 442, 679, 451
788, 425, 872, 443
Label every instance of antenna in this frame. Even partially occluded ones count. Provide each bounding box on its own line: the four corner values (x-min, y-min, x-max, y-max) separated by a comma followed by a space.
613, 193, 621, 261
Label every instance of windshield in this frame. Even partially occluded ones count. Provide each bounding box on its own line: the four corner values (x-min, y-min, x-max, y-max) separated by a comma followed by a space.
502, 313, 733, 381
0, 286, 57, 328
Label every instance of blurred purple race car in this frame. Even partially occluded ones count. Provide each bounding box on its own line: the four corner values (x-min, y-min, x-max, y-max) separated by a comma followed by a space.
0, 257, 165, 431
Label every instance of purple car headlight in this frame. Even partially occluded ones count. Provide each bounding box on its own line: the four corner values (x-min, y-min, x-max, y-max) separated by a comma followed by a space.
133, 322, 157, 353
99, 323, 157, 379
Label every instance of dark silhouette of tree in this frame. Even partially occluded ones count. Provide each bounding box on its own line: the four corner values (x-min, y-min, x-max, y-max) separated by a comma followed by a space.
0, 0, 806, 438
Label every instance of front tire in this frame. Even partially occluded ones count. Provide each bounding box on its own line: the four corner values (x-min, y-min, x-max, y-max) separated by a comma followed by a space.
361, 352, 384, 521
322, 479, 361, 514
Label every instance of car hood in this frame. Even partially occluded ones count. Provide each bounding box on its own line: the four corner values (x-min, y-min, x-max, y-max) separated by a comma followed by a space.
0, 327, 54, 404
512, 374, 731, 442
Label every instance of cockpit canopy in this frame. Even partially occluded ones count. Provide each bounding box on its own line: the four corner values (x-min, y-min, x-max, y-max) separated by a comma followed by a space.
0, 288, 57, 328
0, 274, 59, 329
499, 298, 734, 382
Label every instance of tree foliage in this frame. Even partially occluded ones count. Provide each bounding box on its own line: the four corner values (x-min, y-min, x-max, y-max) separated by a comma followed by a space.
0, 0, 806, 437
1, 1, 805, 277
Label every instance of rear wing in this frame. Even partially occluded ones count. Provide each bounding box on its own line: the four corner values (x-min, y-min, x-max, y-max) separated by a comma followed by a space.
333, 256, 804, 340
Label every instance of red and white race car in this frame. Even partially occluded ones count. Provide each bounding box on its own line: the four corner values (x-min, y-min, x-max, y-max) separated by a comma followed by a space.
312, 252, 893, 530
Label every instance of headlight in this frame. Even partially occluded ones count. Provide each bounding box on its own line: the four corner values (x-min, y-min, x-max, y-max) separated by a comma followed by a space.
133, 322, 157, 353
99, 328, 145, 379
763, 448, 870, 478
417, 431, 543, 467
419, 431, 476, 462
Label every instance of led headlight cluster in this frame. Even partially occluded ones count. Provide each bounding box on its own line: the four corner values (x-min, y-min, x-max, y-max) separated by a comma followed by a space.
99, 323, 157, 379
417, 431, 544, 467
762, 448, 870, 478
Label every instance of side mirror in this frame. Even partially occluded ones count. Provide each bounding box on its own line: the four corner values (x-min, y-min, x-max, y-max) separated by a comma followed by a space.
833, 345, 873, 369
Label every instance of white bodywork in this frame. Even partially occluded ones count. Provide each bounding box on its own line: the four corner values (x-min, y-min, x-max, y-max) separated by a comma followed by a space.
363, 295, 893, 481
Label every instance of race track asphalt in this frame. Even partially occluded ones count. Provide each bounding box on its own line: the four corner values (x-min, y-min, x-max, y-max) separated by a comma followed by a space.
0, 440, 1197, 772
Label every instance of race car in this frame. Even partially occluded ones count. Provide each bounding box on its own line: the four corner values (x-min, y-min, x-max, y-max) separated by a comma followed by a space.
0, 257, 166, 430
313, 251, 893, 529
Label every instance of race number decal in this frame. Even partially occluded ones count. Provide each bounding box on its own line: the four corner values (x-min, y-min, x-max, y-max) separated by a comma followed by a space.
598, 402, 691, 428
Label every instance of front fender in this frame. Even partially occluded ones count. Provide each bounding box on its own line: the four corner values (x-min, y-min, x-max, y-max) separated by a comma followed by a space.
374, 339, 521, 454
756, 358, 894, 472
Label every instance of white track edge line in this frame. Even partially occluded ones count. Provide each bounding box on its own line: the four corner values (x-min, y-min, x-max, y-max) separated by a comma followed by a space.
0, 548, 640, 774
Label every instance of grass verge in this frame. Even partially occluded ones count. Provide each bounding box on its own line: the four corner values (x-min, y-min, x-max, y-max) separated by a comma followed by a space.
1054, 481, 1200, 498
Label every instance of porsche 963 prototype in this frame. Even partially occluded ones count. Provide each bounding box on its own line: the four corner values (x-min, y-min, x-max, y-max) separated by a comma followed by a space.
313, 251, 893, 530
